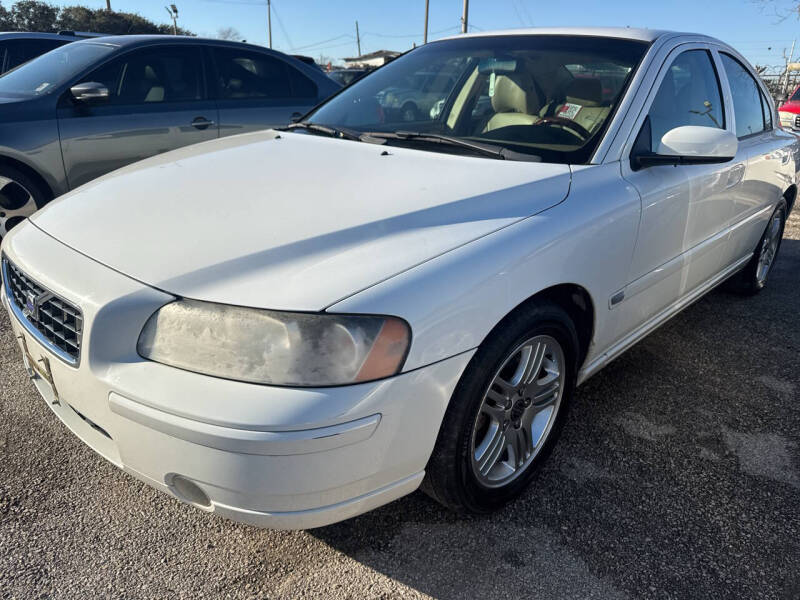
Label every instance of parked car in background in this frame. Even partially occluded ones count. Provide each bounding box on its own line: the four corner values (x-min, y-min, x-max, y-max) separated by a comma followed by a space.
0, 31, 91, 75
0, 35, 340, 238
328, 68, 369, 87
291, 54, 325, 72
778, 84, 800, 130
1, 28, 795, 530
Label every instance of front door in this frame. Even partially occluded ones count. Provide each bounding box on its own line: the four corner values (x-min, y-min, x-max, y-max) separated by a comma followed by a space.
57, 44, 219, 190
616, 46, 735, 340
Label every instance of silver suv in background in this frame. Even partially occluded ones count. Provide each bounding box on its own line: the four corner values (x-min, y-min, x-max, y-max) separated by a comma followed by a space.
0, 35, 341, 238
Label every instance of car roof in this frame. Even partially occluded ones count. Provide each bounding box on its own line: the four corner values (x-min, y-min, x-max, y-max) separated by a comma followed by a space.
68, 34, 284, 52
438, 26, 705, 44
0, 31, 83, 41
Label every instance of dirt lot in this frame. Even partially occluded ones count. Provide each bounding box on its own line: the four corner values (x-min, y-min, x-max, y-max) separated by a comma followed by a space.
1, 211, 798, 600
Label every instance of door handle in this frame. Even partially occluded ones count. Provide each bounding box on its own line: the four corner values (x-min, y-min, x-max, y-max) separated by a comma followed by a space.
191, 117, 215, 130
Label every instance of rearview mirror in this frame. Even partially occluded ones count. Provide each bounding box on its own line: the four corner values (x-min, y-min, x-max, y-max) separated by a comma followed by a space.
70, 81, 109, 103
478, 57, 518, 74
633, 125, 737, 170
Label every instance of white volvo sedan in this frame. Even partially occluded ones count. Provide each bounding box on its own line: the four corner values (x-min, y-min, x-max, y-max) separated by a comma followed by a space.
1, 28, 796, 529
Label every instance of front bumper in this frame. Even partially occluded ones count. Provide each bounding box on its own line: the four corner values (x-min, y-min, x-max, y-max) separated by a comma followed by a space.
1, 223, 473, 529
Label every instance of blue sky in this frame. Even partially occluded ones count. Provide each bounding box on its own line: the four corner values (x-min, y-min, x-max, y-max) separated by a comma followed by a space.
44, 0, 800, 69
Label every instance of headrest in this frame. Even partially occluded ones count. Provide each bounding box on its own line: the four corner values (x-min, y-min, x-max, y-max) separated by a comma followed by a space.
565, 78, 602, 107
491, 72, 541, 115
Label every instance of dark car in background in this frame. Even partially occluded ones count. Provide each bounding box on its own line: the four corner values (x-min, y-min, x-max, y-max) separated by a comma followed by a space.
0, 31, 92, 74
0, 35, 341, 238
328, 68, 369, 87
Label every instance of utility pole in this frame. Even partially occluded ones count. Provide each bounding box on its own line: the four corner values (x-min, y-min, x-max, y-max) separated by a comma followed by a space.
355, 20, 361, 56
267, 0, 272, 48
461, 0, 469, 34
423, 0, 429, 44
106, 0, 111, 9
165, 4, 178, 35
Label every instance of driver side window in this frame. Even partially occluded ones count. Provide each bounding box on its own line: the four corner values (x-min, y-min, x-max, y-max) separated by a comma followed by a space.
647, 50, 724, 150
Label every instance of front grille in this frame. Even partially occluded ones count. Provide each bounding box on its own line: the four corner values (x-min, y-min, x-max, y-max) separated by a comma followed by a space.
794, 115, 800, 129
2, 257, 83, 364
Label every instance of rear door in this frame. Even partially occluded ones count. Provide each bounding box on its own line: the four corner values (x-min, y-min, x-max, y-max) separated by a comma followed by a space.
716, 51, 787, 265
209, 46, 321, 135
57, 44, 219, 189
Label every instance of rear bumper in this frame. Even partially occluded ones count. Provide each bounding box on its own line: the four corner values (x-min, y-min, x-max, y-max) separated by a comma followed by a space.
1, 223, 473, 529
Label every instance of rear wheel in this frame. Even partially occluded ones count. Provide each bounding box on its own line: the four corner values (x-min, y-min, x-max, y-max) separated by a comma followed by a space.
0, 165, 46, 241
726, 199, 787, 295
422, 301, 578, 513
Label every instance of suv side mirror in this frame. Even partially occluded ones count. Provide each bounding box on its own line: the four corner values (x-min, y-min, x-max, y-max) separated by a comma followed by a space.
632, 124, 738, 170
70, 81, 109, 103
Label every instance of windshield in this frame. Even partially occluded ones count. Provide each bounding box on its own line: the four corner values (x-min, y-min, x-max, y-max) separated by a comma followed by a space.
307, 35, 648, 163
0, 41, 116, 98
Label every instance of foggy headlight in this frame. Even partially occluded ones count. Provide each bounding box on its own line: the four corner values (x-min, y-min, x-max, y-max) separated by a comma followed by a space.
137, 299, 410, 386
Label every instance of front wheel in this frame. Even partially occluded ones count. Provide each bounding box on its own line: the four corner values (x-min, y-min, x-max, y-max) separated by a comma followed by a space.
422, 301, 578, 514
0, 165, 47, 241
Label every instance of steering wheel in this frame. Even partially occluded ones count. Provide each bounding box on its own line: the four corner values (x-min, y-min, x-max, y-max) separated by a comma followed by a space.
536, 116, 592, 141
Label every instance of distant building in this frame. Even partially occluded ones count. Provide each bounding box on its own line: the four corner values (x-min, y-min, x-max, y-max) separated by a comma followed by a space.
342, 49, 401, 68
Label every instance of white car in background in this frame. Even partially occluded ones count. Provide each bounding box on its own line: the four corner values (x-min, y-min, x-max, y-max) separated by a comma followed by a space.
1, 27, 795, 529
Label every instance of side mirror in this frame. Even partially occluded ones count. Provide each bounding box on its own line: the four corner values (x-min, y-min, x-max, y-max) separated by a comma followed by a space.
632, 125, 738, 170
70, 81, 109, 103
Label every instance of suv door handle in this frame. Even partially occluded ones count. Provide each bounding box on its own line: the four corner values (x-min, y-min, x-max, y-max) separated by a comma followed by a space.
191, 117, 215, 130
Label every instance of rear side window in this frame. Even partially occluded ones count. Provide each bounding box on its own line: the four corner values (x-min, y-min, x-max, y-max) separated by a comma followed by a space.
4, 39, 66, 72
646, 49, 724, 148
720, 53, 768, 138
212, 47, 293, 99
287, 65, 318, 99
80, 45, 205, 105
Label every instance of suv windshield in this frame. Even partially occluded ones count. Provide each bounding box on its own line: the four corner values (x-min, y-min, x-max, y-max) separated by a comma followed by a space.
0, 41, 116, 98
307, 35, 648, 163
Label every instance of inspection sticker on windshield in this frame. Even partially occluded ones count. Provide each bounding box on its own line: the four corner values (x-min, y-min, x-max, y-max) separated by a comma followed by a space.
558, 103, 582, 120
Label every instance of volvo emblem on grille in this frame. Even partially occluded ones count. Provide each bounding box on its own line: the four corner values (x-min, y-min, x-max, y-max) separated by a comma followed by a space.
22, 290, 52, 321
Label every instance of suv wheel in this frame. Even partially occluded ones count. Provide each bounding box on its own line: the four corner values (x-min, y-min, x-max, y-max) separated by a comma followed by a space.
0, 165, 46, 241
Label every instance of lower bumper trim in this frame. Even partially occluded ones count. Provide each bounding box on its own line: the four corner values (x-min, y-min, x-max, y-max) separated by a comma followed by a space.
109, 392, 381, 456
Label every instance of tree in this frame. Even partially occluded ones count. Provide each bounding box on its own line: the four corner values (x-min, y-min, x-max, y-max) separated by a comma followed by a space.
9, 0, 58, 32
0, 1, 193, 35
0, 2, 12, 30
216, 26, 242, 41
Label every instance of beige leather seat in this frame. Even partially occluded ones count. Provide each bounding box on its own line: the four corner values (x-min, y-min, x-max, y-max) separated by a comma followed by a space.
483, 72, 542, 132
552, 78, 609, 134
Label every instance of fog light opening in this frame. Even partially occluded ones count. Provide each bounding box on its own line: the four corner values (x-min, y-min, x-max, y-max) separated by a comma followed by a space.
168, 474, 213, 511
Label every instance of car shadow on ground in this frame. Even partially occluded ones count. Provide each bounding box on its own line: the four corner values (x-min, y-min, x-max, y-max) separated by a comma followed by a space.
310, 237, 800, 600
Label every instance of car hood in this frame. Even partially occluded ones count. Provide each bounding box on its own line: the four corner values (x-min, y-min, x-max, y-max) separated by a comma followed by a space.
779, 100, 800, 113
32, 130, 571, 311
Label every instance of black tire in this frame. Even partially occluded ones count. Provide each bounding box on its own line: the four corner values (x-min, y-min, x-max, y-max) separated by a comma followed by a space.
422, 301, 579, 514
0, 164, 48, 241
725, 199, 787, 296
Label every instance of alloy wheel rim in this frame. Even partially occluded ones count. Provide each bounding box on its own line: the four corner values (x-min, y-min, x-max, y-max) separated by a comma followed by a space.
756, 213, 782, 285
0, 175, 37, 238
470, 334, 565, 488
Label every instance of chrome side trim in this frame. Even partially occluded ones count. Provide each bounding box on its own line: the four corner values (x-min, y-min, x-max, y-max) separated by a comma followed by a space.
578, 252, 752, 385
2, 258, 80, 367
108, 392, 381, 456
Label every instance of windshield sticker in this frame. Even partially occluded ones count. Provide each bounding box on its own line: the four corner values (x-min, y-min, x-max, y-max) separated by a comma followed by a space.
558, 103, 582, 120
35, 82, 51, 93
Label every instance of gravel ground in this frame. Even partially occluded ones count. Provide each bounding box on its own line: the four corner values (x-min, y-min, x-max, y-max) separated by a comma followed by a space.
1, 211, 799, 600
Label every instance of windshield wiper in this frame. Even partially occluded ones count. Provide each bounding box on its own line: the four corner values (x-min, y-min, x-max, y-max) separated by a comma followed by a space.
281, 122, 361, 141
360, 131, 541, 162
